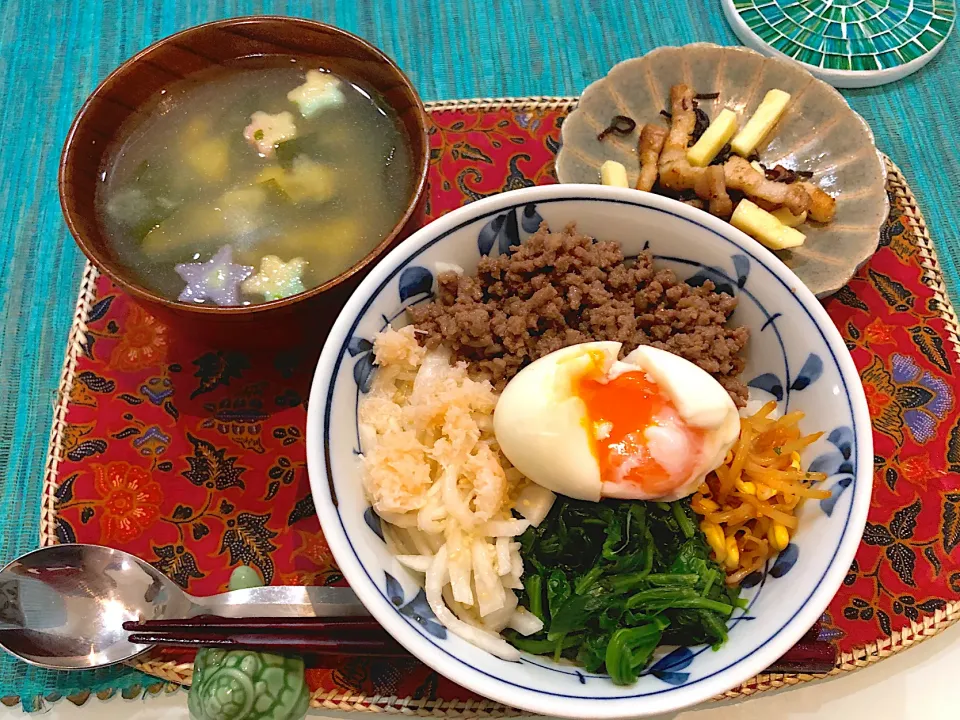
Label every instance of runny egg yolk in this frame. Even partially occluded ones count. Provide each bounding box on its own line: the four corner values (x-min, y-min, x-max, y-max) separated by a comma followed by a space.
576, 369, 705, 498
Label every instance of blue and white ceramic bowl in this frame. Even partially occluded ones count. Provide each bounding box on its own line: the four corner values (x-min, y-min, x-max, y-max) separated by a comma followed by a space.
306, 184, 872, 719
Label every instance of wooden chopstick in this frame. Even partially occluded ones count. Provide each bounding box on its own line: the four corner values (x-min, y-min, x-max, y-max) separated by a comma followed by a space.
123, 616, 382, 633
765, 621, 836, 674
123, 616, 836, 673
127, 631, 409, 656
124, 616, 405, 656
765, 640, 836, 674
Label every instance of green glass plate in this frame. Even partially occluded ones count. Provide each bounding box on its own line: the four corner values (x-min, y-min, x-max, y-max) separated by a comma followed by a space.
722, 0, 955, 88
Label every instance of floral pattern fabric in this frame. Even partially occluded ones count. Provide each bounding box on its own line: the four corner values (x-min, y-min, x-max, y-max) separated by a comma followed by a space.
51, 106, 960, 700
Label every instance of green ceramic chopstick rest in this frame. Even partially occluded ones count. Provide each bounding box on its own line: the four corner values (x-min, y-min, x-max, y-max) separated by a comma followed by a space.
187, 567, 310, 720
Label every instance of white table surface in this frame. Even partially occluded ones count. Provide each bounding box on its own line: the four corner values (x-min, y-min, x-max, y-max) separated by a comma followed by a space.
3, 623, 956, 720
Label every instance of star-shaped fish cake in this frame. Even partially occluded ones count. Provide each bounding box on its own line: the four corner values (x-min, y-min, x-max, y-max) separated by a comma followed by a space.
175, 245, 253, 306
241, 255, 308, 301
287, 70, 344, 118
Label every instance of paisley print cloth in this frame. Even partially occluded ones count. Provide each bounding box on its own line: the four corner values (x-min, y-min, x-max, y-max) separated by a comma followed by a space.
47, 105, 960, 702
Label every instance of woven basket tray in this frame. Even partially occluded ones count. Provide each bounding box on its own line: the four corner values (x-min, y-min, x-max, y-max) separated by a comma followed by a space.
36, 98, 960, 716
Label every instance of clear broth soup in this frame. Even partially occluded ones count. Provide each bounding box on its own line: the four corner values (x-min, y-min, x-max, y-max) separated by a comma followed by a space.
96, 60, 413, 306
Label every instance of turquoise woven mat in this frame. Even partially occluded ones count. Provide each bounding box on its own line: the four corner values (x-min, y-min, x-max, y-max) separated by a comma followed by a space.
1, 0, 957, 707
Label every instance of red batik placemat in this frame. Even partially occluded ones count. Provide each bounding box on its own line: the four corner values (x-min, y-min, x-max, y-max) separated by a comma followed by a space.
38, 98, 960, 714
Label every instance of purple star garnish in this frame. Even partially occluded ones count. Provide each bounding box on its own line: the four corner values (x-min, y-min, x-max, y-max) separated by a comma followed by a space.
175, 246, 254, 306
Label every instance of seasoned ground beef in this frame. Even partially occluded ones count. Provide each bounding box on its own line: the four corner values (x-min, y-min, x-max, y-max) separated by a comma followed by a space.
407, 224, 749, 405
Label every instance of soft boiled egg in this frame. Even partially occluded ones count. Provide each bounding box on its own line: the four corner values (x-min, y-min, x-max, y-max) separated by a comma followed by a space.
493, 342, 739, 502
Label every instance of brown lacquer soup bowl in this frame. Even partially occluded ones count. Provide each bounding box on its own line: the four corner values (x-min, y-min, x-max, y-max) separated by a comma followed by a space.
59, 16, 429, 346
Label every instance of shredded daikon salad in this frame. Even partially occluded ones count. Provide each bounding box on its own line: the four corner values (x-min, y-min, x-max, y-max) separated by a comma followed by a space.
357, 326, 556, 659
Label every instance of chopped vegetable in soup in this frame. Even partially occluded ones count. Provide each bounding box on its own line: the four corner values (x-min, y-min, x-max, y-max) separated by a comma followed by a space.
96, 63, 413, 305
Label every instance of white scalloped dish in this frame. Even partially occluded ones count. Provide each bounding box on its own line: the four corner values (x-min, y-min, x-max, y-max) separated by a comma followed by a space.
555, 44, 888, 297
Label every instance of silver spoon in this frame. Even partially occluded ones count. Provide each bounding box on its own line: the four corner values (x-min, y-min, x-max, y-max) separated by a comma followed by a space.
0, 543, 369, 670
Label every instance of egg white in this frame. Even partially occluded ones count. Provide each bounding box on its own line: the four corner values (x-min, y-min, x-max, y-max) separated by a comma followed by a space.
493, 342, 619, 501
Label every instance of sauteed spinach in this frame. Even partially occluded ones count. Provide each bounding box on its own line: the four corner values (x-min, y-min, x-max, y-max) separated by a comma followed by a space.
508, 498, 742, 684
